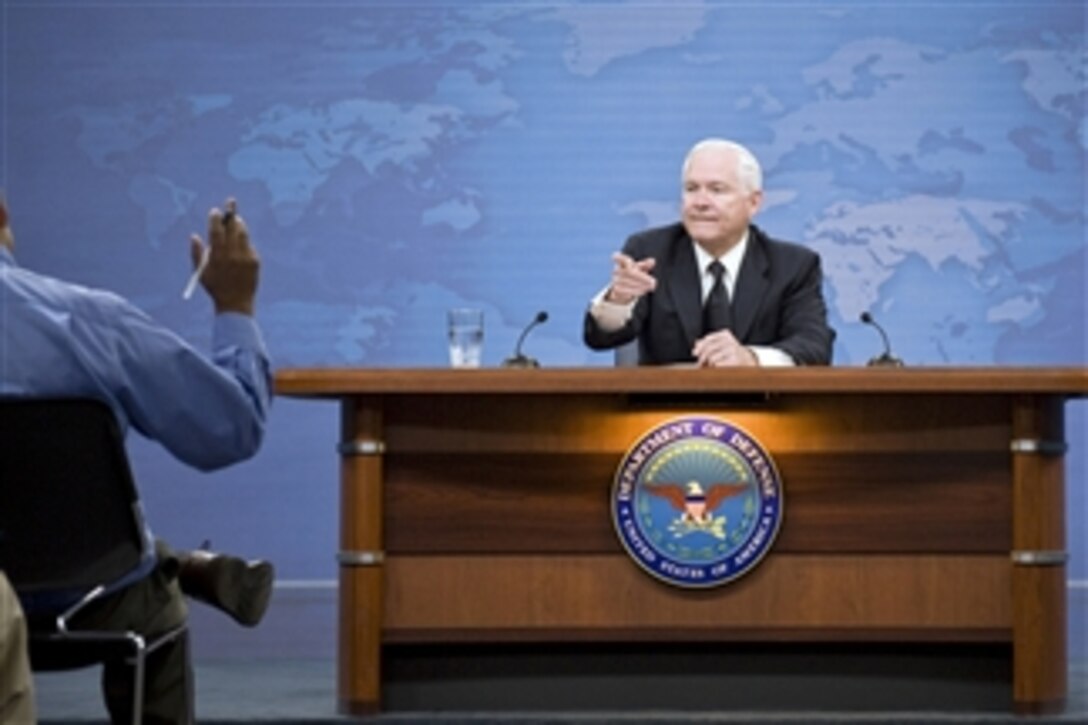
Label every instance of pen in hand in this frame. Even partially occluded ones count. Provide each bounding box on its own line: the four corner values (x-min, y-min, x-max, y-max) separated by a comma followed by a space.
181, 245, 210, 300
181, 207, 233, 300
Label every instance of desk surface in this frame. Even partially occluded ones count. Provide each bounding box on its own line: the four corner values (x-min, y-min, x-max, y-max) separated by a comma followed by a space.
275, 366, 1088, 397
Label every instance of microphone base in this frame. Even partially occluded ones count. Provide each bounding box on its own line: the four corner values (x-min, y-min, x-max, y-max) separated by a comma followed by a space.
867, 355, 905, 367
502, 355, 540, 368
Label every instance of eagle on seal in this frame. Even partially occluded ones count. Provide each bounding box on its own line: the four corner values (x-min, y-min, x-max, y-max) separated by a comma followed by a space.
643, 481, 748, 525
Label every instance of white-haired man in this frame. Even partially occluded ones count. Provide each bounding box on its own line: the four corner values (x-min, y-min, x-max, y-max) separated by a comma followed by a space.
585, 138, 834, 366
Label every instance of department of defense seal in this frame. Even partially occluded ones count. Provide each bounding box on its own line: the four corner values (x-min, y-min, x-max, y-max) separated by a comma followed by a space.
611, 416, 784, 588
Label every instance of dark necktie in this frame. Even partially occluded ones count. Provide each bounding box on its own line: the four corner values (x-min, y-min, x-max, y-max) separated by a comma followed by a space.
702, 260, 733, 334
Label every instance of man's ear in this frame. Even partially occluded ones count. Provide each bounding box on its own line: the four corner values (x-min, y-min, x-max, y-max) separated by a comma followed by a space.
747, 189, 764, 217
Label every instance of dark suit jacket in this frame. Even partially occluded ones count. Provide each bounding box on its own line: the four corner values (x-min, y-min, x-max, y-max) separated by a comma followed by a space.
584, 223, 835, 365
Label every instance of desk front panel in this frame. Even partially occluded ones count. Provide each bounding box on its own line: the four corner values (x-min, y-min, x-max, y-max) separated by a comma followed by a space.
376, 392, 1013, 643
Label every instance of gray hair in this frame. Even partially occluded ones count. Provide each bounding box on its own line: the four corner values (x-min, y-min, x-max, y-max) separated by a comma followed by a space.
682, 138, 763, 193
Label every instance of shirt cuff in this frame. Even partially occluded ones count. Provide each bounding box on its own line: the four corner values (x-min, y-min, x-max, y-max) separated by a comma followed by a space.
589, 287, 636, 332
748, 345, 796, 367
213, 312, 268, 355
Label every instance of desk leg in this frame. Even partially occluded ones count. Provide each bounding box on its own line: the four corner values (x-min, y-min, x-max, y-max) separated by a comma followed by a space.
1011, 395, 1067, 715
337, 397, 385, 715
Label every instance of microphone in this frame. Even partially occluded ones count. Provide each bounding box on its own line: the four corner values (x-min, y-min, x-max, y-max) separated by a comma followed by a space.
859, 311, 904, 367
503, 311, 548, 368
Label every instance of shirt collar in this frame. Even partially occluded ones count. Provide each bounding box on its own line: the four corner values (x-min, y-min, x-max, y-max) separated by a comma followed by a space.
692, 229, 749, 283
0, 246, 15, 267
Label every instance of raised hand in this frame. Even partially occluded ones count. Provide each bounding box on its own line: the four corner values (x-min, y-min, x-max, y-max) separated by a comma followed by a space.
189, 198, 260, 316
605, 252, 656, 304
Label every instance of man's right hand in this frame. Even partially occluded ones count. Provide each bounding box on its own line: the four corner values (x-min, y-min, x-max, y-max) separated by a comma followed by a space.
190, 198, 260, 316
605, 252, 656, 305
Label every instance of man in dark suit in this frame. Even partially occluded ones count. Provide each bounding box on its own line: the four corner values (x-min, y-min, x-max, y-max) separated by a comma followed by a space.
584, 138, 834, 366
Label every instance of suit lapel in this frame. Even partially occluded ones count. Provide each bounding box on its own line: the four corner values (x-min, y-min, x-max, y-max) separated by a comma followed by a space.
731, 228, 770, 341
667, 233, 703, 348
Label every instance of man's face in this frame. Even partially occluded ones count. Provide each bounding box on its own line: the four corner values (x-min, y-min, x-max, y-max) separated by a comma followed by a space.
681, 147, 762, 254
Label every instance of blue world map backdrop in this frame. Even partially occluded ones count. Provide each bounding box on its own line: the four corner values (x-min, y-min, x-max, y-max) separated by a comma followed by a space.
1, 0, 1085, 644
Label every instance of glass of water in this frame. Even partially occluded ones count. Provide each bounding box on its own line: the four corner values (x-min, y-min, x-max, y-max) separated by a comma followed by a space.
447, 308, 483, 368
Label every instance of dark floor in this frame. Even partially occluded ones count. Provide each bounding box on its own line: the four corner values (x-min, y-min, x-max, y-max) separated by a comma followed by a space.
32, 657, 1088, 724
32, 586, 1088, 724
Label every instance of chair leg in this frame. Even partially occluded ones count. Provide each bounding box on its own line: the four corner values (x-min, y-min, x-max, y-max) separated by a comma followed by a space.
123, 624, 189, 724
130, 634, 146, 725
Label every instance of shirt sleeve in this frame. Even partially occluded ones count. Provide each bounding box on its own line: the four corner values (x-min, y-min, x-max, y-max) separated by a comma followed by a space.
77, 293, 272, 471
747, 345, 797, 367
588, 286, 636, 332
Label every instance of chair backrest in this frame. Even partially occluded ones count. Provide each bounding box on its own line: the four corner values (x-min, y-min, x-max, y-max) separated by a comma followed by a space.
614, 339, 639, 367
0, 398, 149, 605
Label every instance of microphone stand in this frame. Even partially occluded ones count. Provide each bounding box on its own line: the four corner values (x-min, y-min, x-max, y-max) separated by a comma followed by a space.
503, 312, 548, 368
860, 312, 904, 367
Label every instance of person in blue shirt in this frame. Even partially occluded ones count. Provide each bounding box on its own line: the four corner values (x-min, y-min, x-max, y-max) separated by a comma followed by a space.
1, 195, 274, 724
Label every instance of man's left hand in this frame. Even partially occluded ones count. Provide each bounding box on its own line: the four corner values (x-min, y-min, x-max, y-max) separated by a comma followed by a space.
692, 330, 758, 367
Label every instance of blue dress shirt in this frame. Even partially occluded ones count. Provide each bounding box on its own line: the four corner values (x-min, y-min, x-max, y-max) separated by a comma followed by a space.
1, 246, 271, 472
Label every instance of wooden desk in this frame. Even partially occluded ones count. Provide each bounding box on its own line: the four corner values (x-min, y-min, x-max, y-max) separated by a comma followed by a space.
274, 367, 1087, 715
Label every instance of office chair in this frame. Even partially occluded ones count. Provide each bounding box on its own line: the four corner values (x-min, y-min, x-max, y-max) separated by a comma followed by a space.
614, 339, 639, 367
0, 397, 187, 724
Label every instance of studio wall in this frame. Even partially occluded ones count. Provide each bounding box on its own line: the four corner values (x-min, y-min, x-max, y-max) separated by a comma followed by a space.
2, 0, 1084, 656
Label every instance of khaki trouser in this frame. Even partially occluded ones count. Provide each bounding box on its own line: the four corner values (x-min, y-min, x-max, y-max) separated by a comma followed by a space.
0, 570, 36, 724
